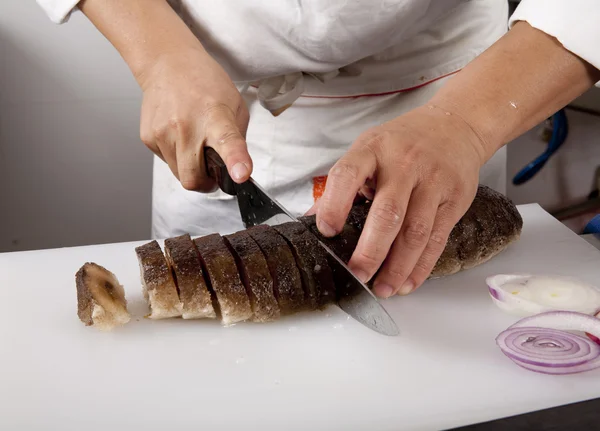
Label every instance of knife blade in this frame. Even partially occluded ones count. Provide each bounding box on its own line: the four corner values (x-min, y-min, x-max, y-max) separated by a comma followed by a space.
203, 146, 399, 336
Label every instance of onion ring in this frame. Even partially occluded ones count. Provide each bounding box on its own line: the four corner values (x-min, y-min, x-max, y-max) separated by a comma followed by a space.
586, 311, 600, 345
496, 311, 600, 375
486, 274, 600, 316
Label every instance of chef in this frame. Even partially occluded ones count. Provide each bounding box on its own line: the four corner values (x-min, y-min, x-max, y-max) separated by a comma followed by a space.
37, 0, 600, 299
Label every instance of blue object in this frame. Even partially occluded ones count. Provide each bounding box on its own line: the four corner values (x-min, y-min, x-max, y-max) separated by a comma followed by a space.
512, 109, 569, 185
583, 214, 600, 235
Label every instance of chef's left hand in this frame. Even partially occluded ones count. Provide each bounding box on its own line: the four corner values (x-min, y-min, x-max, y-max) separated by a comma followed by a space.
314, 104, 490, 298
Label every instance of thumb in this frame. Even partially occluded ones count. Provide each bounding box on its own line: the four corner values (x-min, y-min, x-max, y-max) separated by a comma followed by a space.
204, 104, 253, 183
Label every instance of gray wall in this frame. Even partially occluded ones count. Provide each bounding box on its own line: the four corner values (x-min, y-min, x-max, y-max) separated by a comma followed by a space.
0, 2, 153, 252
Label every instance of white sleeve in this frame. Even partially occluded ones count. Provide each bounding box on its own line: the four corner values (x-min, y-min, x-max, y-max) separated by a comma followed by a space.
509, 0, 600, 76
36, 0, 82, 24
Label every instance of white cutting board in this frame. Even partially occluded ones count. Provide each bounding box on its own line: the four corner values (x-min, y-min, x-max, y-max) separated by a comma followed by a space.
1, 203, 599, 431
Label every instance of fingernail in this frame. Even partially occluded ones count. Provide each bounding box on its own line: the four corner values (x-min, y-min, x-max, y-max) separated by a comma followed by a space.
352, 269, 369, 283
231, 162, 249, 181
317, 220, 337, 237
374, 283, 394, 299
398, 280, 414, 296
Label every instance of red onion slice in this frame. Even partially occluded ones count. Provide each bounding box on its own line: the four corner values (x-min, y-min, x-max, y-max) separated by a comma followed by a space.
509, 310, 600, 335
586, 311, 600, 345
496, 311, 600, 375
486, 274, 600, 317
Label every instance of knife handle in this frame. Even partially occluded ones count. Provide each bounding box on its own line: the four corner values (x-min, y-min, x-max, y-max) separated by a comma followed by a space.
204, 146, 237, 196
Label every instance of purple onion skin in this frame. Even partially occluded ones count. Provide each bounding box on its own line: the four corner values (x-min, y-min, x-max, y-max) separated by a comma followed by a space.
488, 287, 500, 300
586, 311, 600, 345
586, 333, 600, 346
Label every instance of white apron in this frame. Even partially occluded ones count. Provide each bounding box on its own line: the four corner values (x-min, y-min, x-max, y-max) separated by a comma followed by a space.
152, 0, 509, 239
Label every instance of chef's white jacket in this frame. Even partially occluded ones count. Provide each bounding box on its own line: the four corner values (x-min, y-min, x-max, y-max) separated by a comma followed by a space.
35, 0, 600, 238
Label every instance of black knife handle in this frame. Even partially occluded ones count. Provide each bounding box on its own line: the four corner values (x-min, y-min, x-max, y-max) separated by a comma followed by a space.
204, 146, 237, 196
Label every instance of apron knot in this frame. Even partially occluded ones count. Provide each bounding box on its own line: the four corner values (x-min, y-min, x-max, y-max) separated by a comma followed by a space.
254, 69, 349, 116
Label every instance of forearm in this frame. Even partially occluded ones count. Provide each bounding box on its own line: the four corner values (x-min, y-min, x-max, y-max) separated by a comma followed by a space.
429, 21, 600, 162
79, 0, 208, 87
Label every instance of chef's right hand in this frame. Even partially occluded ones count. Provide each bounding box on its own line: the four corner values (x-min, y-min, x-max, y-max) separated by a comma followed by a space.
137, 49, 252, 192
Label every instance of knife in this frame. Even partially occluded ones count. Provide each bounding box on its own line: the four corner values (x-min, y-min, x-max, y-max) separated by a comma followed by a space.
204, 146, 399, 336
